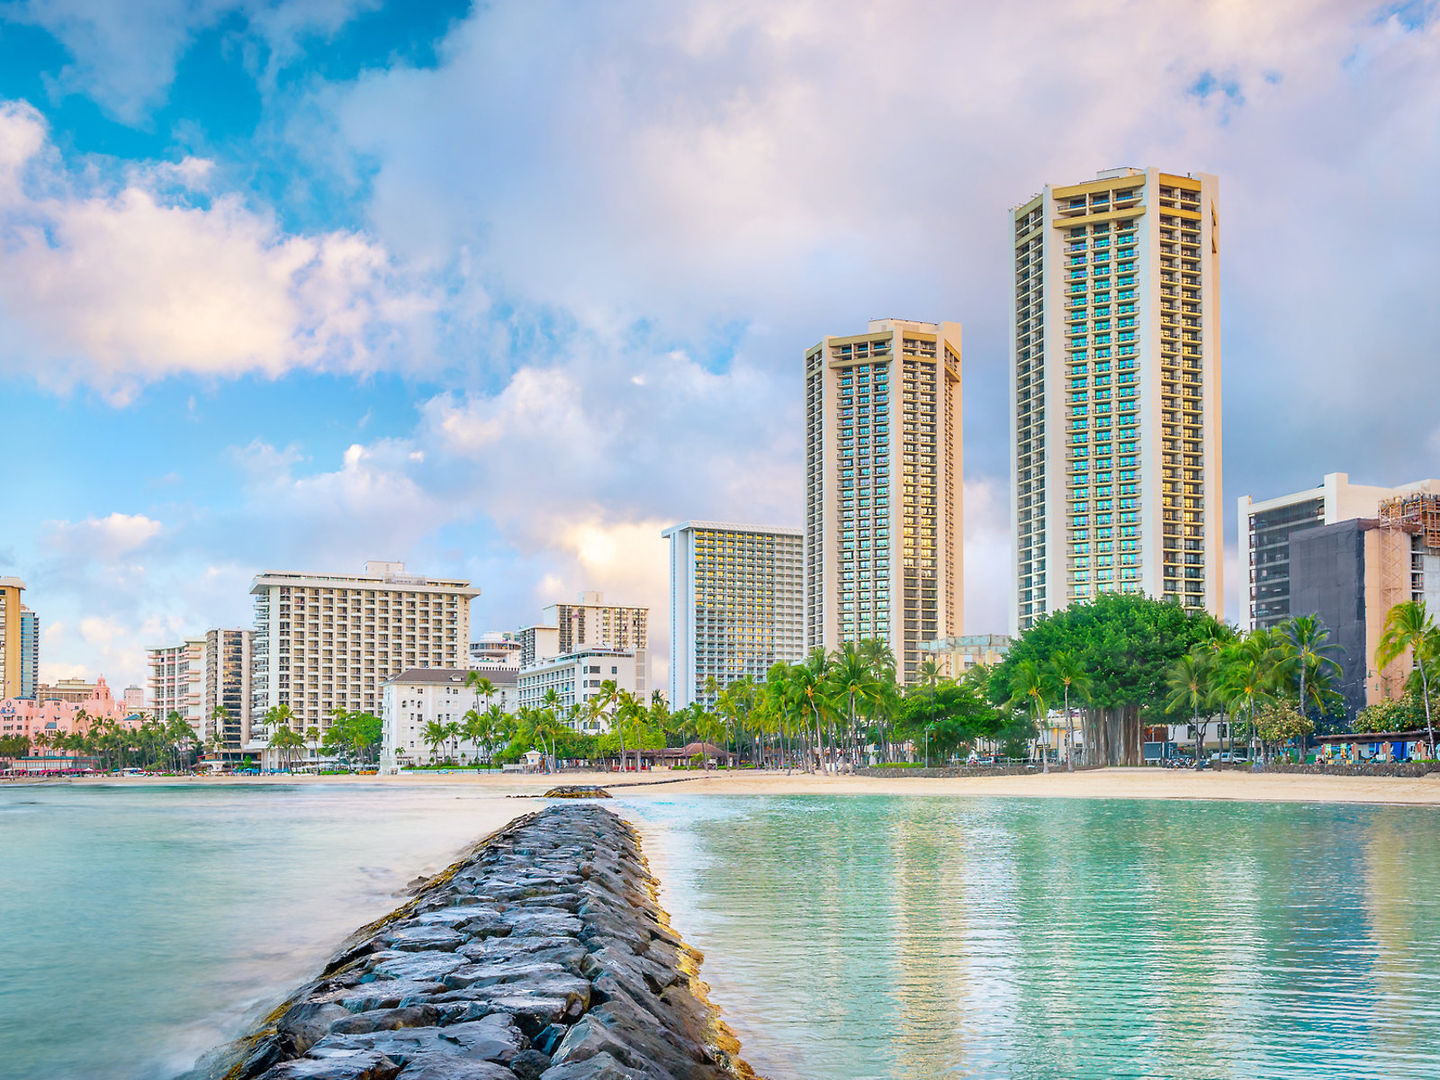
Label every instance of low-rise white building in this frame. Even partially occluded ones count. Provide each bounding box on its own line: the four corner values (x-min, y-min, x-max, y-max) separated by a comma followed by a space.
515, 648, 638, 733
380, 667, 518, 771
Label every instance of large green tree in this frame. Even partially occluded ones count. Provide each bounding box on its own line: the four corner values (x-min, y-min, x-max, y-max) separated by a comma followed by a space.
990, 593, 1219, 765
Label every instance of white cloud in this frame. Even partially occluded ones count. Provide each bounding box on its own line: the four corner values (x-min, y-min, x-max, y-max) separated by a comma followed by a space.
318, 0, 1440, 627
0, 100, 436, 400
44, 512, 163, 561
11, 0, 380, 122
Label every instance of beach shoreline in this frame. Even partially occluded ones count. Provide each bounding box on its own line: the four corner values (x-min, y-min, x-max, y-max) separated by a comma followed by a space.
29, 765, 1440, 806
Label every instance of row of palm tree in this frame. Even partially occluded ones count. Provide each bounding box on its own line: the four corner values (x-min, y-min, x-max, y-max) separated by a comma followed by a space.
1156, 615, 1343, 764
31, 710, 199, 772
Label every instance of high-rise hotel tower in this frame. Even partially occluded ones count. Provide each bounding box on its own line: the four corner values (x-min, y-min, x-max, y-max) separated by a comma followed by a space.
1010, 168, 1222, 633
804, 319, 963, 684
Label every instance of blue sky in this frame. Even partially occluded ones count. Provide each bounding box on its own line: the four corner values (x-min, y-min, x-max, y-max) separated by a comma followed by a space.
1, 0, 1438, 690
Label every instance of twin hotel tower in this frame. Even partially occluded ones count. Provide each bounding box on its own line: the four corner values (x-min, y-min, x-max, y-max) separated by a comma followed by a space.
673, 165, 1221, 699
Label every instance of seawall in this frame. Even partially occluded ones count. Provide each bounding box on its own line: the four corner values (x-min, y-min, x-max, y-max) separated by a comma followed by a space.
189, 804, 756, 1080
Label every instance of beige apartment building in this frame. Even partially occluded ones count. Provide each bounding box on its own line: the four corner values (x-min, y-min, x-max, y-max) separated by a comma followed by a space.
1010, 168, 1222, 633
248, 561, 478, 755
804, 319, 963, 684
0, 577, 24, 699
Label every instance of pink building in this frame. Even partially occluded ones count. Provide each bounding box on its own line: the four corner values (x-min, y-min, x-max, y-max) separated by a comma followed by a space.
0, 676, 143, 752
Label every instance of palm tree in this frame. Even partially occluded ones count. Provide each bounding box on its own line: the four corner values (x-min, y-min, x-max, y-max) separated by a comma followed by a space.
829, 643, 878, 769
304, 726, 322, 771
421, 719, 449, 765
1164, 653, 1212, 766
1376, 600, 1438, 758
1048, 651, 1091, 770
1218, 632, 1277, 764
461, 708, 493, 765
264, 704, 295, 771
267, 724, 303, 772
1008, 659, 1050, 771
1280, 614, 1342, 722
466, 672, 497, 714
210, 705, 231, 759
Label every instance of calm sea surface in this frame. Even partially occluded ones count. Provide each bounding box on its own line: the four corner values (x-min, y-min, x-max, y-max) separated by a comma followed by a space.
618, 794, 1440, 1080
3, 786, 1440, 1080
0, 782, 522, 1080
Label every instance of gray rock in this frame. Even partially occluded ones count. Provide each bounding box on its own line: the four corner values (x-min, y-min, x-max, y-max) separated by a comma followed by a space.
397, 1059, 518, 1080
510, 1048, 553, 1080
370, 950, 470, 982
328, 1005, 440, 1035
538, 1050, 668, 1080
257, 1047, 402, 1080
383, 924, 466, 952
276, 1002, 349, 1054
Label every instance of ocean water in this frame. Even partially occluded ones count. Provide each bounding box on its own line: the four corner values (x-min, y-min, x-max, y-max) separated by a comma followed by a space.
620, 794, 1440, 1080
4, 787, 1440, 1080
0, 782, 524, 1080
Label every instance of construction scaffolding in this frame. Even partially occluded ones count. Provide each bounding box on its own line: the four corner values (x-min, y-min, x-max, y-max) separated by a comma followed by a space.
1379, 492, 1440, 551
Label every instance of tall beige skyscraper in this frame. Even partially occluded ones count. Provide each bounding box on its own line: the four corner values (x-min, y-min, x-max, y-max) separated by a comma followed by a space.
1010, 168, 1222, 633
804, 319, 963, 684
0, 577, 25, 699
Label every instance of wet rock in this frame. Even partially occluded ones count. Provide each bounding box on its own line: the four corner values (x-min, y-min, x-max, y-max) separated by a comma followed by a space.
384, 924, 467, 953
510, 1048, 554, 1080
277, 1002, 350, 1054
257, 1047, 402, 1080
398, 1060, 519, 1080
538, 1050, 668, 1080
328, 1005, 440, 1035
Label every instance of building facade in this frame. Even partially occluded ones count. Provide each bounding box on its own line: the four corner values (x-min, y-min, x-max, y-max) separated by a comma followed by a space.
516, 648, 638, 727
148, 637, 206, 734
1010, 168, 1222, 633
18, 605, 37, 700
469, 632, 522, 671
804, 319, 964, 684
204, 629, 253, 755
0, 675, 141, 749
540, 593, 648, 694
1289, 519, 1419, 717
917, 634, 1013, 679
380, 667, 517, 771
249, 561, 478, 754
0, 577, 25, 700
663, 521, 804, 708
38, 677, 98, 704
1238, 474, 1440, 630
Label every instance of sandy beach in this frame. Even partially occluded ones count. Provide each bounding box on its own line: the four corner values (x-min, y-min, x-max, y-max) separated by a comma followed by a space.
49, 765, 1440, 806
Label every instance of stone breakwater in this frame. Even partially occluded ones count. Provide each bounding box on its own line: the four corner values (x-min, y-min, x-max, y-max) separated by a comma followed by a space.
191, 805, 756, 1080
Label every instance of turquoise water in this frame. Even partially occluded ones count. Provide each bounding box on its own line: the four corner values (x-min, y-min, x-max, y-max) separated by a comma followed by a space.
4, 787, 1440, 1079
0, 783, 522, 1080
621, 795, 1440, 1080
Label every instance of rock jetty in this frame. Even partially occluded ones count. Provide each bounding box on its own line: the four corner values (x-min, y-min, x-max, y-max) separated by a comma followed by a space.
192, 805, 755, 1080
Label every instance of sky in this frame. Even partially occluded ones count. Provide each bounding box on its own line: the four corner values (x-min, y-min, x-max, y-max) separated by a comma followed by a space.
1, 0, 1438, 693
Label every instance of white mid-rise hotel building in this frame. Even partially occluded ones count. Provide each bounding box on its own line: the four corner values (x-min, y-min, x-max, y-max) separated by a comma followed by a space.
248, 561, 478, 752
1010, 167, 1222, 633
663, 521, 804, 708
804, 319, 963, 684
